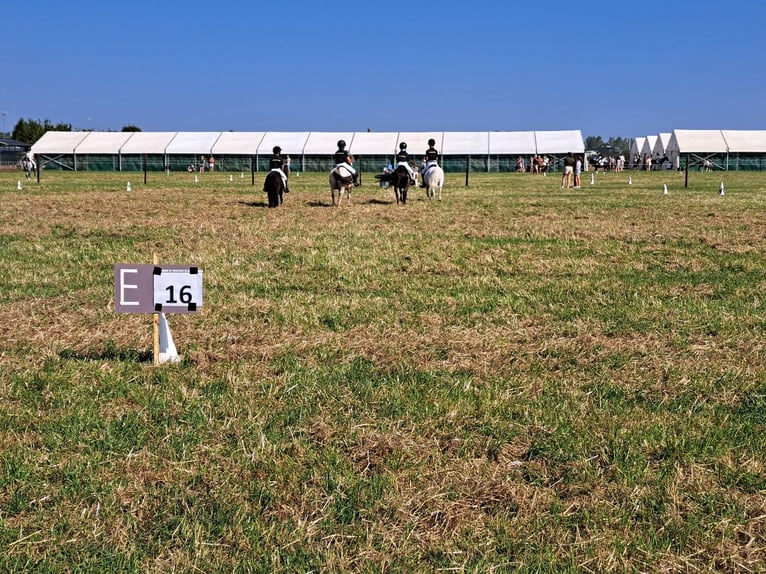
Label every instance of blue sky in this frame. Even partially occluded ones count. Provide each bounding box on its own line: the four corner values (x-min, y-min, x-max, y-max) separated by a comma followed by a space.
1, 0, 764, 140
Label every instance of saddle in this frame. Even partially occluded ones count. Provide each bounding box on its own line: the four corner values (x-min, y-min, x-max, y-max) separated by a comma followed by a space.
332, 165, 354, 185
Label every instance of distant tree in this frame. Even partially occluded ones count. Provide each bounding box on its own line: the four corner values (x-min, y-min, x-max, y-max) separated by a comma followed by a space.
121, 125, 142, 132
585, 135, 631, 157
585, 135, 605, 150
13, 118, 72, 145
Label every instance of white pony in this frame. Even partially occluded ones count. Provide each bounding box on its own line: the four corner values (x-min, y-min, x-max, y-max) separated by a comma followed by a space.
422, 165, 444, 201
329, 164, 355, 206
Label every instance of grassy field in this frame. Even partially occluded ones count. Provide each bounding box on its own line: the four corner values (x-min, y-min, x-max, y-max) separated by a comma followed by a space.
1, 167, 765, 573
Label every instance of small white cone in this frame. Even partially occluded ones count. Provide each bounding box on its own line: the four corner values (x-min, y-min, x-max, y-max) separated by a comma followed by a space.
543, 171, 546, 177
240, 172, 244, 179
663, 184, 668, 195
158, 312, 181, 364
719, 182, 725, 196
628, 177, 632, 185
126, 182, 132, 192
590, 173, 595, 185
194, 175, 199, 183
229, 174, 233, 182
17, 180, 22, 190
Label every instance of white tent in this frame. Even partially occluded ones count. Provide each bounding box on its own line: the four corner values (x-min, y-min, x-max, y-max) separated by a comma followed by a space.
640, 135, 658, 160
29, 129, 587, 172
119, 132, 178, 154
652, 133, 672, 158
74, 132, 134, 154
347, 132, 398, 155
303, 132, 354, 155
442, 132, 489, 155
535, 130, 584, 154
489, 131, 537, 155
211, 132, 266, 155
31, 131, 90, 154
665, 129, 727, 168
629, 137, 645, 167
721, 130, 766, 152
256, 132, 310, 156
396, 132, 444, 156
165, 132, 222, 155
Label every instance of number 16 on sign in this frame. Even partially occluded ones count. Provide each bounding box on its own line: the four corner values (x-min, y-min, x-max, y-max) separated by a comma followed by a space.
153, 267, 203, 312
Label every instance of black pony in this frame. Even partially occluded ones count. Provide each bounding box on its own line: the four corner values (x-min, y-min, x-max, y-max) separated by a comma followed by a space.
375, 165, 411, 204
263, 170, 285, 208
389, 165, 411, 204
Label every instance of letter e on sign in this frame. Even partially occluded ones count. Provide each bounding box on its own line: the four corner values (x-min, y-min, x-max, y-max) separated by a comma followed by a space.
114, 264, 155, 313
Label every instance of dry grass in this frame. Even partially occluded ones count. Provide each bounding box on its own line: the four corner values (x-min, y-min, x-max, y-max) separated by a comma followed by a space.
1, 169, 765, 572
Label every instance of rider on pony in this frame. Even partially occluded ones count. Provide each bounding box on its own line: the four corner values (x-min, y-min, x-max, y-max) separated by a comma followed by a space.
266, 146, 289, 193
395, 142, 416, 185
331, 140, 360, 187
420, 138, 440, 187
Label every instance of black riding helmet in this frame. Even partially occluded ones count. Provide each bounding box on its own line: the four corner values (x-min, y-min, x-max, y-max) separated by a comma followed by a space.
273, 146, 281, 154
428, 138, 436, 147
399, 142, 407, 150
337, 140, 346, 149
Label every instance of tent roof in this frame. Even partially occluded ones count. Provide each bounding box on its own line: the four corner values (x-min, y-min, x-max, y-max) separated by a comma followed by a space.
641, 135, 658, 156
211, 132, 266, 154
29, 130, 586, 156
489, 131, 536, 154
667, 130, 728, 154
652, 133, 672, 156
303, 132, 354, 154
74, 132, 135, 154
396, 132, 444, 155
31, 131, 90, 154
256, 132, 310, 155
165, 132, 222, 154
119, 132, 178, 154
630, 137, 646, 155
535, 130, 584, 154
442, 132, 489, 155
721, 130, 766, 153
347, 132, 398, 154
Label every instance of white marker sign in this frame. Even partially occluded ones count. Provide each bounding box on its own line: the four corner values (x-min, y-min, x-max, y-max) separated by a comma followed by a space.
153, 267, 203, 312
114, 264, 203, 313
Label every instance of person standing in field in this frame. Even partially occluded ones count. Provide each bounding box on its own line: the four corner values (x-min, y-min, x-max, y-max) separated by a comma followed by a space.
574, 154, 582, 188
561, 152, 575, 188
208, 155, 215, 172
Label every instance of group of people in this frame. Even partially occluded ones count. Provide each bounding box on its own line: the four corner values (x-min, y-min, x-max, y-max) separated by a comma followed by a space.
516, 155, 552, 174
188, 155, 216, 173
560, 152, 586, 189
265, 138, 442, 193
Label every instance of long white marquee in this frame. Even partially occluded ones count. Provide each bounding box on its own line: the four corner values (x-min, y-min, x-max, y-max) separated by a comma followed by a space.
32, 130, 585, 156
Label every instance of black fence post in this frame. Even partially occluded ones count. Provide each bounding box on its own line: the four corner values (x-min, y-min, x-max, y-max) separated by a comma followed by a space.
465, 156, 470, 187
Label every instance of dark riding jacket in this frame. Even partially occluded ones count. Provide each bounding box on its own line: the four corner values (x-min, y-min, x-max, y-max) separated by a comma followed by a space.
269, 155, 284, 170
334, 149, 351, 165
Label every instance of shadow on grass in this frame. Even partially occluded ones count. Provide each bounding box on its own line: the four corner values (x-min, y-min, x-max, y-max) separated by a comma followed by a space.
367, 198, 395, 205
59, 346, 153, 363
237, 200, 270, 208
